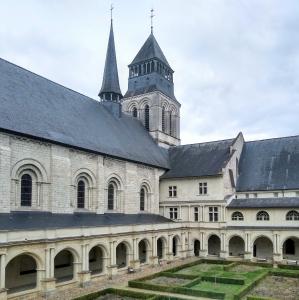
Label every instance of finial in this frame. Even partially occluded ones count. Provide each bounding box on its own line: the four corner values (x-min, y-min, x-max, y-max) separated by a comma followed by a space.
150, 8, 155, 34
110, 4, 114, 22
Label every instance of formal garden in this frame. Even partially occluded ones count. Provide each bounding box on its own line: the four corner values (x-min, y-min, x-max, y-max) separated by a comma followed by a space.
74, 259, 299, 300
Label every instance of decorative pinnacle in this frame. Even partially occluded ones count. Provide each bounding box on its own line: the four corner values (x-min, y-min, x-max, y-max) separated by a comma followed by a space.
110, 4, 114, 22
150, 8, 155, 34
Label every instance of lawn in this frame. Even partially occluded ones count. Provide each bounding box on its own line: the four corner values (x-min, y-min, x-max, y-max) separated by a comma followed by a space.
175, 263, 225, 275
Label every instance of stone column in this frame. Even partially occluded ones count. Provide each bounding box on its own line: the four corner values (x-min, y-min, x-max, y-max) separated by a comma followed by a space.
244, 232, 252, 260
78, 244, 91, 287
132, 238, 140, 269
0, 253, 7, 300
40, 248, 56, 296
151, 236, 158, 265
167, 234, 174, 260
220, 232, 228, 259
186, 231, 193, 257
107, 241, 117, 278
199, 232, 207, 257
180, 232, 186, 258
273, 233, 282, 263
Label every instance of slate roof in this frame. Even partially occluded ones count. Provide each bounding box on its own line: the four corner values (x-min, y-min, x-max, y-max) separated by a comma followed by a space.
228, 197, 299, 208
0, 58, 169, 169
237, 136, 299, 191
161, 138, 234, 179
0, 212, 172, 231
99, 21, 122, 98
130, 33, 171, 69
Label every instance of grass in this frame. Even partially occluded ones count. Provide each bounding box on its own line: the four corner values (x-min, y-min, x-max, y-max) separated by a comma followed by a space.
175, 263, 225, 275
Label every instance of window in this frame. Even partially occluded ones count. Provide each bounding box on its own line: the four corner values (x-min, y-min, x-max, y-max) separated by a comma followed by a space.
108, 183, 115, 210
162, 107, 166, 132
144, 105, 150, 131
169, 207, 178, 220
169, 112, 172, 136
274, 192, 279, 197
21, 174, 32, 206
286, 210, 299, 221
168, 186, 177, 197
194, 207, 199, 221
245, 193, 249, 199
231, 211, 244, 221
199, 182, 208, 195
140, 188, 145, 211
132, 107, 137, 118
256, 211, 269, 221
254, 193, 258, 198
209, 206, 218, 222
77, 180, 85, 208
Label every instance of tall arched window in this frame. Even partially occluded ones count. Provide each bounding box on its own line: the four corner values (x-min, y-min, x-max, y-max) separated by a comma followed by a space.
21, 174, 32, 206
140, 187, 146, 211
145, 105, 150, 131
256, 211, 270, 221
231, 211, 244, 221
77, 180, 85, 208
162, 107, 166, 132
286, 210, 299, 221
108, 183, 115, 210
169, 112, 172, 136
132, 107, 137, 118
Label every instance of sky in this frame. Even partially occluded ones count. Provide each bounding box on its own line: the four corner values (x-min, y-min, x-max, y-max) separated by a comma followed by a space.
1, 0, 299, 144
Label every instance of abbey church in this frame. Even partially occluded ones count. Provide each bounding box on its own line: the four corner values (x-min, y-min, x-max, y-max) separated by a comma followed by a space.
0, 16, 298, 299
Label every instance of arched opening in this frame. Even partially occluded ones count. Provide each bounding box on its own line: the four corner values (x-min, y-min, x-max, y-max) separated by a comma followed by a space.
231, 211, 244, 221
229, 236, 245, 257
194, 239, 200, 257
208, 235, 221, 256
89, 246, 105, 275
132, 107, 137, 118
162, 107, 166, 133
256, 211, 270, 221
286, 210, 299, 221
144, 105, 150, 131
253, 236, 273, 260
283, 238, 299, 259
138, 240, 148, 264
5, 254, 37, 294
108, 182, 116, 210
157, 237, 166, 259
21, 174, 32, 206
169, 112, 172, 136
140, 187, 147, 211
116, 242, 129, 269
172, 236, 180, 257
54, 250, 74, 283
77, 180, 85, 208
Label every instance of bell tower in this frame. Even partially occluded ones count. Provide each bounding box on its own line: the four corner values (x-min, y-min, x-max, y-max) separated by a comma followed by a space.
121, 14, 180, 148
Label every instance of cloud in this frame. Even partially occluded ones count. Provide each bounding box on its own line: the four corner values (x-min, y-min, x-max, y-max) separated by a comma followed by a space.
1, 0, 298, 144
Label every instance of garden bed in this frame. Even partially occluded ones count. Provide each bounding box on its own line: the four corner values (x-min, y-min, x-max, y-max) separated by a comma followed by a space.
146, 276, 191, 286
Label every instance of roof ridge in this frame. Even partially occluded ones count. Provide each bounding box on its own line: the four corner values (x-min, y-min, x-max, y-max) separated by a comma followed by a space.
174, 137, 235, 148
0, 57, 99, 105
246, 134, 299, 144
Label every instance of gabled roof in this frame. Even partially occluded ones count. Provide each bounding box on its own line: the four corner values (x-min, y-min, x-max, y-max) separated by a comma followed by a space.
228, 197, 299, 208
99, 21, 122, 97
161, 138, 234, 179
237, 136, 299, 191
130, 33, 171, 69
0, 58, 169, 169
0, 212, 172, 231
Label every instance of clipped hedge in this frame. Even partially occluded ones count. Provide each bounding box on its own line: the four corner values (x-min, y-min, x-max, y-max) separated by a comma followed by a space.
270, 270, 299, 278
201, 275, 245, 285
182, 277, 202, 288
164, 259, 203, 273
246, 296, 276, 300
278, 263, 299, 271
233, 271, 269, 300
72, 288, 155, 300
223, 262, 238, 271
159, 272, 198, 280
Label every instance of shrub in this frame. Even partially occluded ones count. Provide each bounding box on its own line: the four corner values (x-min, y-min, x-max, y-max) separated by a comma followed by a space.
159, 272, 198, 280
246, 296, 276, 300
223, 262, 238, 271
201, 275, 245, 285
278, 264, 299, 271
270, 270, 299, 278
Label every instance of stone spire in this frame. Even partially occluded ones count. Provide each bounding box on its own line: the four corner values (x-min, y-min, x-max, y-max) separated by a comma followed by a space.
99, 13, 122, 102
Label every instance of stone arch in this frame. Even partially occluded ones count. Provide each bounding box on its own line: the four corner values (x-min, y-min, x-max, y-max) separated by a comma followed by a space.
157, 236, 167, 259
193, 239, 200, 257
282, 236, 299, 259
252, 236, 273, 260
138, 98, 151, 110
106, 174, 123, 211
228, 235, 245, 257
139, 180, 152, 212
116, 240, 132, 269
5, 253, 39, 294
138, 239, 151, 264
72, 168, 96, 187
172, 235, 180, 257
89, 244, 107, 275
208, 234, 221, 256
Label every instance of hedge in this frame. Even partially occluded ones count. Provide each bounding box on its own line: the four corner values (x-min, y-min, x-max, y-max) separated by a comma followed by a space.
278, 264, 299, 271
233, 271, 269, 300
72, 288, 155, 300
129, 280, 225, 299
246, 296, 276, 300
182, 277, 202, 288
159, 271, 198, 280
201, 275, 245, 285
223, 262, 238, 271
270, 270, 299, 278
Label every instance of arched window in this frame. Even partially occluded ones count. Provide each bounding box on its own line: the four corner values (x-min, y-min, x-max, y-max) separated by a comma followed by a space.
140, 187, 146, 211
132, 107, 137, 118
231, 211, 244, 221
77, 180, 85, 208
256, 211, 270, 221
286, 210, 299, 221
162, 107, 166, 132
144, 105, 150, 131
21, 174, 32, 206
108, 183, 115, 210
169, 112, 172, 136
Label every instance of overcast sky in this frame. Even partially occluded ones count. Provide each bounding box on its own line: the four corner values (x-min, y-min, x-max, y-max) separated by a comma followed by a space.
1, 0, 299, 144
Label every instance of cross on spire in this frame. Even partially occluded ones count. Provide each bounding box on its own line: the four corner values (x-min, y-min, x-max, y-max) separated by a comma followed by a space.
110, 4, 114, 22
150, 8, 155, 34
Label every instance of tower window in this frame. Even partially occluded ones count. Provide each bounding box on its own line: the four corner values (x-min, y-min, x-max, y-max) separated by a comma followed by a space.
169, 112, 172, 136
21, 174, 32, 207
162, 107, 166, 132
145, 105, 150, 131
132, 107, 137, 118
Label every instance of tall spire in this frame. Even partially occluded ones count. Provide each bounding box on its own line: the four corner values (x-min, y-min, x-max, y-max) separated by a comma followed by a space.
99, 5, 122, 102
150, 8, 155, 34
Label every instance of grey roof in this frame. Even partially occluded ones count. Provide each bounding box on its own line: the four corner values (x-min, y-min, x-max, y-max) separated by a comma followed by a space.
0, 212, 172, 231
237, 136, 299, 191
99, 21, 122, 97
0, 58, 169, 169
130, 33, 171, 69
228, 197, 299, 208
161, 138, 234, 179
